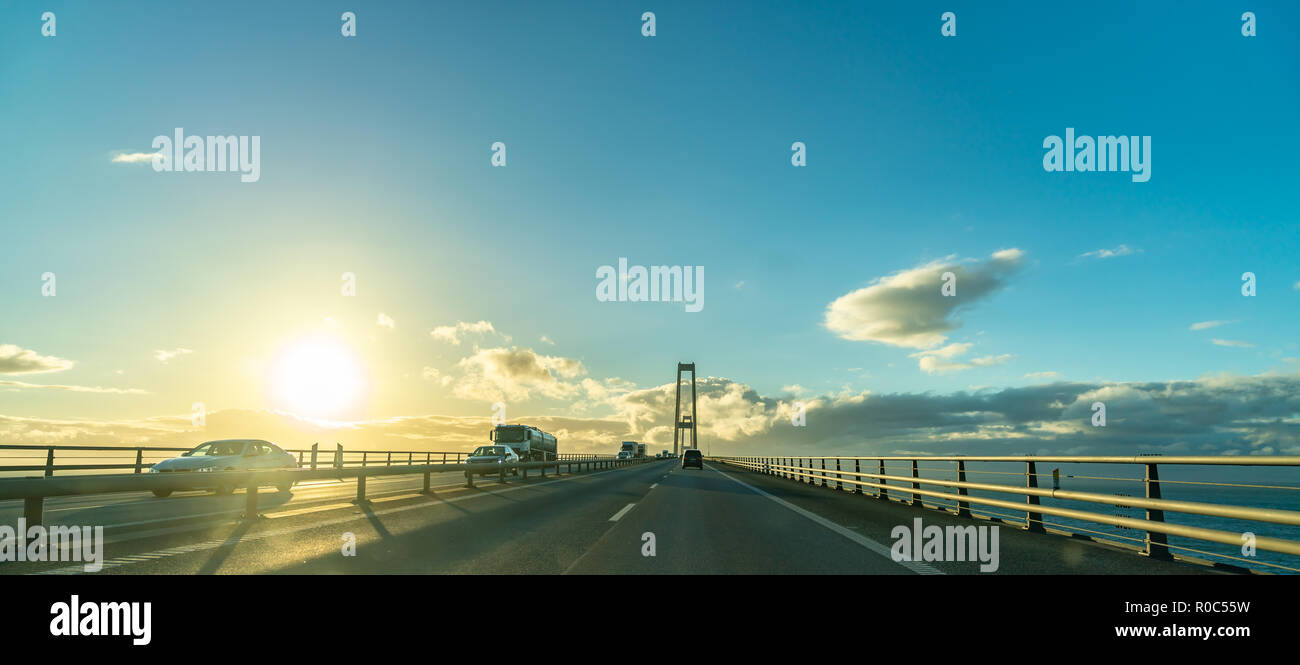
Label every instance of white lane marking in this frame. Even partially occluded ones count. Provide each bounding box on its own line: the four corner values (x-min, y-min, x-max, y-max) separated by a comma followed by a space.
608, 503, 636, 522
649, 483, 658, 489
30, 463, 645, 574
707, 464, 944, 575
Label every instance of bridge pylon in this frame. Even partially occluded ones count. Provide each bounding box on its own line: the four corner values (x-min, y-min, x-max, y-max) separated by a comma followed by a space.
673, 362, 698, 456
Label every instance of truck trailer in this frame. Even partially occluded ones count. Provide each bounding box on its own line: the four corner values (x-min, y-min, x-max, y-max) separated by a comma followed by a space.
490, 424, 558, 461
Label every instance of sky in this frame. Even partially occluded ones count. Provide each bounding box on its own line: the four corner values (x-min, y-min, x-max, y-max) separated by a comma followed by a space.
1, 1, 1298, 457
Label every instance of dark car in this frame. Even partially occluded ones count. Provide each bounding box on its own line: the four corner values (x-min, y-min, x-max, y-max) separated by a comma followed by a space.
681, 449, 703, 469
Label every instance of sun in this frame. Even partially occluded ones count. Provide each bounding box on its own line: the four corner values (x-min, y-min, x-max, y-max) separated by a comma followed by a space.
271, 336, 366, 419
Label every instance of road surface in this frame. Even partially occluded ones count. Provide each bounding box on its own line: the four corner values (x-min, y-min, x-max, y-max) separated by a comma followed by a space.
0, 460, 1213, 574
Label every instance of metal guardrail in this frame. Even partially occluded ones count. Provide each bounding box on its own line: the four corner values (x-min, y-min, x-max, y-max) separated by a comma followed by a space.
0, 443, 616, 477
711, 455, 1300, 572
0, 455, 658, 527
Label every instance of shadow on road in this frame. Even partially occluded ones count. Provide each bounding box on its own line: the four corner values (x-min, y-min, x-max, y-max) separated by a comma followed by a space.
197, 519, 255, 575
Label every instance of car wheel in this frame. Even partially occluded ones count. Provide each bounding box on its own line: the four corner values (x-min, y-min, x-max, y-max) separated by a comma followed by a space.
277, 480, 294, 493
152, 489, 173, 498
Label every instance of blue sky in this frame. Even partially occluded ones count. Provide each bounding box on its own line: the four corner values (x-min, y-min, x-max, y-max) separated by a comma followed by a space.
1, 1, 1298, 456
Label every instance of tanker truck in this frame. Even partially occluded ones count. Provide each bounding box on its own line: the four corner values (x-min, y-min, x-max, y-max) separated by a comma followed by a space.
490, 424, 558, 461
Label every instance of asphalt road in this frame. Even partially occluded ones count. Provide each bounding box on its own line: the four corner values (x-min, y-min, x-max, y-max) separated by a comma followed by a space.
0, 460, 1215, 574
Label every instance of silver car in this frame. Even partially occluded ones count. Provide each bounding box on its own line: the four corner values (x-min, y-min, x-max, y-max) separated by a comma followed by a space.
148, 439, 297, 497
466, 445, 521, 476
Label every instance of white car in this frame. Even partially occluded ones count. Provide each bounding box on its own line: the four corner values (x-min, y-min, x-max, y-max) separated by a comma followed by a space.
617, 450, 632, 460
466, 445, 521, 476
148, 439, 298, 497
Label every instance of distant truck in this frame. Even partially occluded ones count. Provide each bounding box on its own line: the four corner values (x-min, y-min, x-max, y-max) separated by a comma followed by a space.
491, 424, 558, 461
637, 443, 647, 459
620, 441, 637, 458
662, 450, 669, 458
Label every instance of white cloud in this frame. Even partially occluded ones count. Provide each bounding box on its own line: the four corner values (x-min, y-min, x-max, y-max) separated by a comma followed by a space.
539, 335, 555, 346
824, 249, 1025, 349
909, 342, 1010, 375
421, 366, 452, 386
0, 344, 75, 375
1078, 244, 1140, 260
1211, 339, 1255, 348
0, 380, 148, 394
916, 356, 970, 375
154, 348, 193, 363
110, 151, 158, 164
1024, 371, 1060, 380
430, 320, 505, 345
451, 347, 586, 402
377, 313, 395, 329
909, 342, 972, 360
1190, 320, 1232, 331
916, 353, 1011, 375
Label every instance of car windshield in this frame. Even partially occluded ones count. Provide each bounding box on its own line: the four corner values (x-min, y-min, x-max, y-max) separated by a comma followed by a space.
186, 441, 246, 457
685, 450, 701, 458
472, 446, 505, 456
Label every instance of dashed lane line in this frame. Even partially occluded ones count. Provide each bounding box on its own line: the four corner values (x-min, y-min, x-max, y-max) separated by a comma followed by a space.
29, 463, 650, 575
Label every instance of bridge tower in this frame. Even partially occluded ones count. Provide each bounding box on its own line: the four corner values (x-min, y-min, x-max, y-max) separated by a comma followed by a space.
673, 362, 698, 456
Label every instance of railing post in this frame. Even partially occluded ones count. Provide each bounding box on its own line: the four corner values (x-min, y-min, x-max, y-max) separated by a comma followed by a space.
44, 447, 55, 477
385, 452, 391, 467
423, 468, 431, 493
854, 459, 862, 494
362, 452, 368, 467
310, 443, 319, 470
134, 448, 144, 474
836, 458, 843, 491
407, 452, 413, 465
878, 460, 888, 500
243, 481, 259, 520
442, 452, 447, 464
23, 496, 44, 527
820, 459, 828, 487
910, 459, 921, 506
1025, 461, 1043, 532
465, 468, 475, 488
1145, 462, 1170, 559
356, 473, 368, 502
334, 444, 343, 470
956, 460, 970, 518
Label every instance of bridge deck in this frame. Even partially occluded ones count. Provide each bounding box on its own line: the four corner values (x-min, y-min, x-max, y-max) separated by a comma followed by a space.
0, 460, 1214, 575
